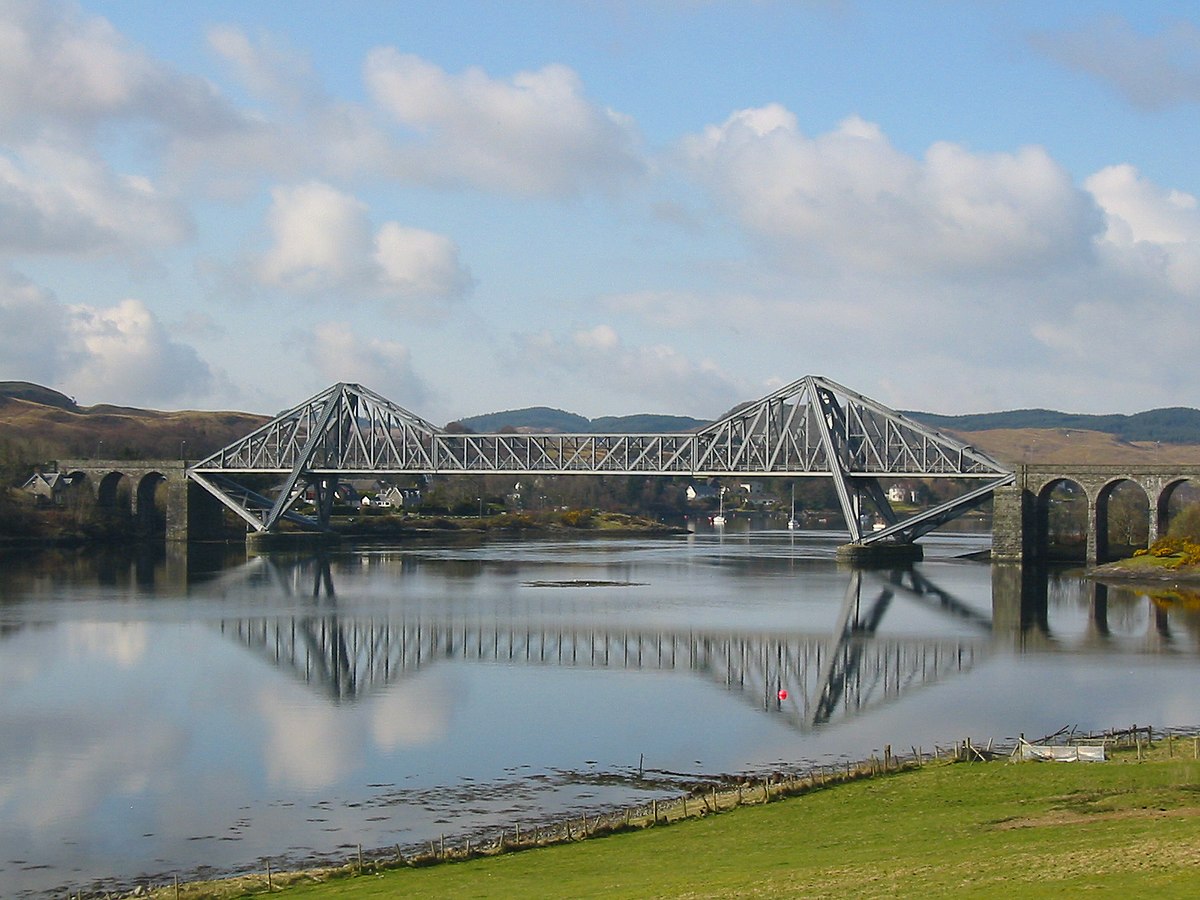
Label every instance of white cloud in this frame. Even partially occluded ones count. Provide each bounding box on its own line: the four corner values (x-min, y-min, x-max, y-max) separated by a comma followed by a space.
1030, 16, 1200, 110
512, 325, 743, 416
364, 49, 643, 195
0, 10, 643, 198
0, 142, 191, 255
1087, 163, 1200, 294
67, 298, 214, 402
257, 182, 472, 314
206, 23, 317, 110
303, 321, 430, 404
681, 107, 1101, 278
657, 106, 1200, 413
0, 267, 78, 381
0, 0, 243, 140
258, 182, 372, 289
374, 222, 472, 299
0, 267, 214, 404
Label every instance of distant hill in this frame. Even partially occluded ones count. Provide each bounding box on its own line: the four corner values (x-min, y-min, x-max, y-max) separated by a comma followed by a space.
0, 381, 79, 412
0, 383, 267, 466
461, 402, 1200, 445
590, 413, 708, 433
906, 407, 1200, 445
458, 407, 708, 434
458, 406, 591, 433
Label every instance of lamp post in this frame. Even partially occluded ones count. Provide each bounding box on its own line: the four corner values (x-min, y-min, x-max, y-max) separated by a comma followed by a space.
180, 439, 187, 461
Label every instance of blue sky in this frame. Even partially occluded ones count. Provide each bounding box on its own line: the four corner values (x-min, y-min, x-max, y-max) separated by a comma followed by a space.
2, 1, 1199, 422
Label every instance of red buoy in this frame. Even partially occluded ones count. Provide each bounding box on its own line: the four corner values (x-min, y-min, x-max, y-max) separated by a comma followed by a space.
777, 689, 788, 701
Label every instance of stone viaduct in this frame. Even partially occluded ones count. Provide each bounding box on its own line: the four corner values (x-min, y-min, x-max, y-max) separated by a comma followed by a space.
992, 463, 1200, 565
56, 459, 226, 542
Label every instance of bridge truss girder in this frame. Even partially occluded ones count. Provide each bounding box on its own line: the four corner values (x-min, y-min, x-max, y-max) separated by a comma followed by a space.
187, 376, 1013, 542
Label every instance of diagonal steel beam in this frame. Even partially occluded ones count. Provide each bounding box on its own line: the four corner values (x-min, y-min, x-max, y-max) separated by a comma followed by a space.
263, 385, 344, 531
810, 377, 862, 542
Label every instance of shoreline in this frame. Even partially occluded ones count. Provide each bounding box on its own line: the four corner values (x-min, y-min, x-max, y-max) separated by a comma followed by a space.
116, 724, 1194, 900
1091, 559, 1200, 586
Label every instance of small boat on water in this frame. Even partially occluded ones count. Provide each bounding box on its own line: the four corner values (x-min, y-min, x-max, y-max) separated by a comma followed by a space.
787, 485, 798, 530
711, 487, 726, 528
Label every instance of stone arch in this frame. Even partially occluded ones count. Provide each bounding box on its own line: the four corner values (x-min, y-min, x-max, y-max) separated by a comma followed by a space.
1034, 477, 1088, 562
65, 470, 92, 492
1158, 477, 1200, 540
94, 470, 134, 533
136, 471, 168, 537
57, 470, 95, 520
97, 471, 132, 510
1097, 478, 1150, 562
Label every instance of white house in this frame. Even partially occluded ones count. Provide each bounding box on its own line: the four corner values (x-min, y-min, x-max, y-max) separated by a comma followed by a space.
21, 470, 78, 506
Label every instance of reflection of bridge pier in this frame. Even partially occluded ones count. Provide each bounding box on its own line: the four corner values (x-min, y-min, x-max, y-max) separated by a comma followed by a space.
1147, 603, 1173, 652
1088, 583, 1110, 640
991, 563, 1195, 654
991, 564, 1051, 648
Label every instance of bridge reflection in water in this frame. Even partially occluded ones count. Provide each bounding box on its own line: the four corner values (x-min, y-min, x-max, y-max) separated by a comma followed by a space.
991, 563, 1196, 655
208, 554, 1199, 735
212, 556, 999, 733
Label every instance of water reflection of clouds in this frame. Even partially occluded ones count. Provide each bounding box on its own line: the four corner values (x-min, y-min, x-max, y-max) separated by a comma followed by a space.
65, 621, 148, 667
4, 723, 185, 831
0, 626, 180, 831
370, 670, 458, 751
254, 669, 460, 790
256, 685, 360, 789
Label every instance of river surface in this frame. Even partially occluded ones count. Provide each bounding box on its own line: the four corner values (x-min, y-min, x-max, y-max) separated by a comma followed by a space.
1, 530, 1198, 897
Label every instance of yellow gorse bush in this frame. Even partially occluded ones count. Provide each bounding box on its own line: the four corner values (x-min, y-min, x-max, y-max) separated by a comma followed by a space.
1144, 535, 1200, 567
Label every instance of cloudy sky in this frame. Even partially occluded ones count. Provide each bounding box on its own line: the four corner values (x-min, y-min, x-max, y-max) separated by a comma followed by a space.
2, 0, 1198, 422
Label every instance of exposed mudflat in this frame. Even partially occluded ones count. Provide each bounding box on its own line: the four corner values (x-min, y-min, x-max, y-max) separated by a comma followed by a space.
521, 579, 646, 587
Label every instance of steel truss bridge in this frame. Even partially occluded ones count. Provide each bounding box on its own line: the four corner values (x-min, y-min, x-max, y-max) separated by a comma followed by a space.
213, 557, 990, 733
188, 376, 1014, 545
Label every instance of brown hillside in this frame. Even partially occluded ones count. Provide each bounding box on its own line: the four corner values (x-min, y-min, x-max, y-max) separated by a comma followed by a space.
0, 395, 268, 464
951, 427, 1200, 466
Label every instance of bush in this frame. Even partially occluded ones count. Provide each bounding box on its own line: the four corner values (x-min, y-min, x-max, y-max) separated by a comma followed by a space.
561, 509, 594, 528
1168, 504, 1200, 542
1146, 533, 1200, 567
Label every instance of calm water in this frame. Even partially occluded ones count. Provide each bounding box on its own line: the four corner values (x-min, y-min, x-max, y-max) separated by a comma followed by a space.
1, 531, 1198, 897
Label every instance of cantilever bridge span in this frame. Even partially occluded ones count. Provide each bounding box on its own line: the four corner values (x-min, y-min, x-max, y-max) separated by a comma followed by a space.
184, 375, 1014, 548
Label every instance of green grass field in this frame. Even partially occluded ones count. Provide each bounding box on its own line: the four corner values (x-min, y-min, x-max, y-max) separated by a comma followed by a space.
159, 741, 1200, 899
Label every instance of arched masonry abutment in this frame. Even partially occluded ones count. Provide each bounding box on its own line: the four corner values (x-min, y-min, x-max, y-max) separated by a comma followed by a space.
56, 459, 224, 541
992, 464, 1200, 565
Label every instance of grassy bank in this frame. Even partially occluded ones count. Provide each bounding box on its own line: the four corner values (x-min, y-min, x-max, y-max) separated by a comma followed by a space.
143, 737, 1200, 899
